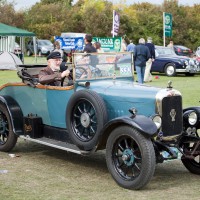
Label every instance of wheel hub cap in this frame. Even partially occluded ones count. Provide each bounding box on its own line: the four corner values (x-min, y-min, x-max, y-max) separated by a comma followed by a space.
122, 149, 135, 166
80, 113, 90, 128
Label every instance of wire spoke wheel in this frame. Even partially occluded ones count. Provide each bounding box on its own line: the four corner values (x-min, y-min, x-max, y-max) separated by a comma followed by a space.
66, 90, 108, 150
0, 103, 18, 152
0, 111, 9, 145
113, 136, 142, 180
72, 99, 97, 142
181, 140, 200, 175
106, 126, 155, 190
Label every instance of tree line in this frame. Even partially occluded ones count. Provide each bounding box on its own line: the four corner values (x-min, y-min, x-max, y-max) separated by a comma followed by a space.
0, 0, 200, 50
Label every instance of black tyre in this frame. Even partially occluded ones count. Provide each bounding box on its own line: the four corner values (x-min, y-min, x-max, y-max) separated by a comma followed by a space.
27, 50, 32, 57
0, 103, 18, 152
185, 73, 195, 76
181, 141, 200, 175
38, 51, 42, 57
164, 63, 176, 76
106, 126, 156, 190
66, 90, 108, 150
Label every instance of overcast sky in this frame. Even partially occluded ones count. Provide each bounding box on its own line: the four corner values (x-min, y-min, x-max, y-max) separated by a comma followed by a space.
8, 0, 200, 11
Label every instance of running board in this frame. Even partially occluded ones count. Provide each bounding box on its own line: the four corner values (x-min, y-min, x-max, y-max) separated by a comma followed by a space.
19, 136, 92, 155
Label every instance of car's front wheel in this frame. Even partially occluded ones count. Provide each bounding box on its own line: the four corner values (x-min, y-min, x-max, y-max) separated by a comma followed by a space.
106, 126, 156, 190
164, 63, 176, 76
26, 50, 32, 57
0, 103, 18, 152
38, 51, 42, 57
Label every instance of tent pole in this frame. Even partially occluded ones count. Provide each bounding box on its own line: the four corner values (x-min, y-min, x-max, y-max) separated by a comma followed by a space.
33, 36, 37, 63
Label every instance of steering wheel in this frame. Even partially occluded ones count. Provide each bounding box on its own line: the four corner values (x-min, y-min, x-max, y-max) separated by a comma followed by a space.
75, 67, 89, 79
61, 67, 89, 86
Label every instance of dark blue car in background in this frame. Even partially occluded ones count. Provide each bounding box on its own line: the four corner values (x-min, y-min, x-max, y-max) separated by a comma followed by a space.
117, 46, 200, 76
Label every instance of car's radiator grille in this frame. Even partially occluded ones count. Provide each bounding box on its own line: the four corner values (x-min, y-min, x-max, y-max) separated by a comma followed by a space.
162, 96, 183, 136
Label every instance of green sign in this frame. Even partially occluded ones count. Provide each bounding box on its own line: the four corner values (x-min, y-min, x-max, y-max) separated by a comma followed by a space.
93, 37, 121, 52
164, 12, 172, 37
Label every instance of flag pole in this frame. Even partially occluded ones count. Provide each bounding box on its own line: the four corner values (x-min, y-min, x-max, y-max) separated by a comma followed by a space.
163, 12, 165, 47
112, 10, 115, 38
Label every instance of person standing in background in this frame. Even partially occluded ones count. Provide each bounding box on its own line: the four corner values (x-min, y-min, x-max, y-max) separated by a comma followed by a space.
84, 34, 97, 53
94, 42, 104, 53
167, 40, 174, 49
127, 40, 135, 52
144, 37, 155, 82
53, 41, 64, 59
53, 41, 67, 71
134, 38, 151, 84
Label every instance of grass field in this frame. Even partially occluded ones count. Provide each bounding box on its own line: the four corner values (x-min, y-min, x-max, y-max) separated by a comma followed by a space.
0, 60, 200, 200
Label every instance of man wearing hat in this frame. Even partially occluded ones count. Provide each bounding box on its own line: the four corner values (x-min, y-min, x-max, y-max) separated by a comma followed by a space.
39, 51, 70, 86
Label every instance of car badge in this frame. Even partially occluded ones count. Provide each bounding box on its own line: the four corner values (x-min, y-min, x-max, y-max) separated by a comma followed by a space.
170, 109, 176, 121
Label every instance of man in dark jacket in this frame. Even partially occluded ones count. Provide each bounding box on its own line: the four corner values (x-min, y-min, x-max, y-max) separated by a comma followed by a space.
39, 52, 70, 86
83, 34, 98, 75
83, 34, 97, 53
144, 37, 155, 82
134, 38, 151, 84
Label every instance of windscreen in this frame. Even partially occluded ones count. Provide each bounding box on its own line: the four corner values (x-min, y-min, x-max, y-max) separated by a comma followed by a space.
73, 52, 134, 81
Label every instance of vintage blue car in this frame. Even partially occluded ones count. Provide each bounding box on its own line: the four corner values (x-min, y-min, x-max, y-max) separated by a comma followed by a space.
117, 46, 200, 76
0, 52, 200, 190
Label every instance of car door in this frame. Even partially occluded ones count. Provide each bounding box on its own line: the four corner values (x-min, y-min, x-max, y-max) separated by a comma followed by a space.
46, 87, 74, 128
151, 56, 166, 73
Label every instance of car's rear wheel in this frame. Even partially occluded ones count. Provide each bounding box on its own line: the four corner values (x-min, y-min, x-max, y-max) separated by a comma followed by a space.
106, 126, 156, 190
164, 63, 176, 76
0, 103, 18, 152
66, 90, 108, 150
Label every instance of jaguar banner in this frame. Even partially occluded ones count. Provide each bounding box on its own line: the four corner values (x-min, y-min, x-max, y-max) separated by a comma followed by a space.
93, 37, 122, 52
164, 12, 173, 37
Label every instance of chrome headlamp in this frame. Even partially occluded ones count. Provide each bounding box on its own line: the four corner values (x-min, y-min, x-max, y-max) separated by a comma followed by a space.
151, 115, 162, 129
184, 60, 189, 66
42, 47, 47, 51
184, 110, 198, 126
188, 111, 197, 125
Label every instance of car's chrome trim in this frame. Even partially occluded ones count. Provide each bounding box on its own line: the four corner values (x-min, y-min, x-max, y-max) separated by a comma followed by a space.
176, 69, 197, 73
155, 88, 182, 116
176, 65, 199, 73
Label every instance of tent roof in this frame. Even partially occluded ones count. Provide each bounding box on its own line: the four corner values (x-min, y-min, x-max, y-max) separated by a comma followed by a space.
0, 23, 35, 36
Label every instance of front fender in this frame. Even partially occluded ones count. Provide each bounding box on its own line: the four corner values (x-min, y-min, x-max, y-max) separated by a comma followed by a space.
0, 95, 24, 135
97, 115, 157, 150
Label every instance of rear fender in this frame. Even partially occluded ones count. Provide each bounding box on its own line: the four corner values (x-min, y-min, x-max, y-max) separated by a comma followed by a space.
0, 95, 23, 135
97, 115, 157, 150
